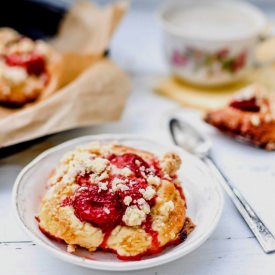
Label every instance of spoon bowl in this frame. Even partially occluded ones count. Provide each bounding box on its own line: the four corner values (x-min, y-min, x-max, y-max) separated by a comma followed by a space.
169, 118, 212, 158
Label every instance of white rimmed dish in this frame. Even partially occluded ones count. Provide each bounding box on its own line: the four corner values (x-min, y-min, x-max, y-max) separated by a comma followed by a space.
13, 134, 224, 271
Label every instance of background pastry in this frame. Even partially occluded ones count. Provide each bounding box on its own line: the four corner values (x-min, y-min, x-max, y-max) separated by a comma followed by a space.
0, 28, 61, 107
205, 84, 275, 150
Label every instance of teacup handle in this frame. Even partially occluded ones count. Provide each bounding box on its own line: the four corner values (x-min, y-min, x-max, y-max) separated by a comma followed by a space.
254, 21, 275, 67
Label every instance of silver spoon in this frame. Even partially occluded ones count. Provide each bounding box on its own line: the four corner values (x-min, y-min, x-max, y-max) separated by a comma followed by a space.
169, 117, 275, 253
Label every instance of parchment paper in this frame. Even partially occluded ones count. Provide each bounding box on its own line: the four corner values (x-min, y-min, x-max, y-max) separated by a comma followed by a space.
0, 0, 130, 148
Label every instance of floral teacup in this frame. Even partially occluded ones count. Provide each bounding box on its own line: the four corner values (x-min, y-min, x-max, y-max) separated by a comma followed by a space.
158, 1, 269, 87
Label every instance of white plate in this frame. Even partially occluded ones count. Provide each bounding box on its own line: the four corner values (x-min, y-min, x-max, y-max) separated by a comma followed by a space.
12, 134, 224, 271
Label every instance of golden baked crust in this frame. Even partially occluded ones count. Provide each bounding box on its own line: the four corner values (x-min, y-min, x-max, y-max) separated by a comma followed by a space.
0, 28, 61, 107
38, 142, 195, 260
205, 85, 275, 150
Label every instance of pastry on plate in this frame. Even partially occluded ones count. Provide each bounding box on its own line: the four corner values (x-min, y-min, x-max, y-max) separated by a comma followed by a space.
37, 142, 195, 260
205, 84, 275, 150
0, 28, 61, 107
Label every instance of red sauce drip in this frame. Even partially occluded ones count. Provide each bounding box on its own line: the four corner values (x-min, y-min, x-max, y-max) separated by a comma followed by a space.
117, 253, 144, 261
84, 255, 96, 261
99, 229, 113, 249
5, 53, 46, 76
174, 183, 186, 202
115, 216, 189, 261
143, 215, 160, 254
38, 225, 64, 243
229, 97, 260, 112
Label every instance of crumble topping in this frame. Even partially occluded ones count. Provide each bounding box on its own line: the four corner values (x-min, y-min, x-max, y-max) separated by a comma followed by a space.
161, 152, 182, 175
137, 198, 150, 214
159, 200, 175, 216
98, 181, 108, 191
90, 170, 109, 183
8, 38, 35, 54
1, 64, 28, 84
103, 207, 111, 214
120, 167, 133, 176
233, 84, 265, 101
139, 186, 156, 200
122, 205, 146, 226
123, 196, 132, 206
147, 175, 161, 187
250, 115, 260, 127
67, 244, 76, 253
85, 157, 109, 174
111, 178, 129, 192
264, 114, 272, 123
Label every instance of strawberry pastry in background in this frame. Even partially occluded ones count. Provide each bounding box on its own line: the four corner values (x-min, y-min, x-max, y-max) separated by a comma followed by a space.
205, 85, 275, 150
0, 28, 61, 107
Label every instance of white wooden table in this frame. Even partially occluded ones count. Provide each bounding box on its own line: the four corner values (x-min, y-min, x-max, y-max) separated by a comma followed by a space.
1, 5, 275, 275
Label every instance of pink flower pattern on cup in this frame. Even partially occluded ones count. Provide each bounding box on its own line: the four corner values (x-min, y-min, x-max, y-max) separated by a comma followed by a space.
171, 47, 247, 76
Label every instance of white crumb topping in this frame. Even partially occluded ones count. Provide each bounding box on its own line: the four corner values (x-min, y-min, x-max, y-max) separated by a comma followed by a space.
76, 142, 101, 153
137, 198, 150, 214
112, 178, 129, 192
139, 186, 156, 200
264, 114, 272, 123
147, 175, 161, 187
100, 142, 116, 155
123, 196, 132, 206
85, 157, 109, 174
58, 151, 110, 185
77, 186, 89, 192
67, 244, 76, 253
120, 167, 132, 176
159, 200, 175, 216
103, 207, 110, 214
140, 166, 145, 172
35, 41, 49, 55
139, 188, 145, 194
1, 64, 28, 84
234, 85, 261, 101
88, 141, 101, 151
129, 180, 137, 186
90, 170, 109, 183
261, 104, 268, 113
250, 115, 260, 127
8, 38, 35, 54
98, 182, 108, 191
122, 205, 146, 226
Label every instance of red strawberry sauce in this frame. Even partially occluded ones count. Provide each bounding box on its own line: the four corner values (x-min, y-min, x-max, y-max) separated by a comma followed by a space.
230, 97, 260, 112
5, 53, 46, 76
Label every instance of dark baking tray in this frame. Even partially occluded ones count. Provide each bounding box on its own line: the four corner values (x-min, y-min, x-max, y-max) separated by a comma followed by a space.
0, 0, 66, 39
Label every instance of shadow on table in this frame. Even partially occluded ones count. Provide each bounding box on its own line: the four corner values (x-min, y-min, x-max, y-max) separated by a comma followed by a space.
0, 137, 49, 159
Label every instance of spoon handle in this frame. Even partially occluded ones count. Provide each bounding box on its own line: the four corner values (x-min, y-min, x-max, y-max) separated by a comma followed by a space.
205, 156, 275, 254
